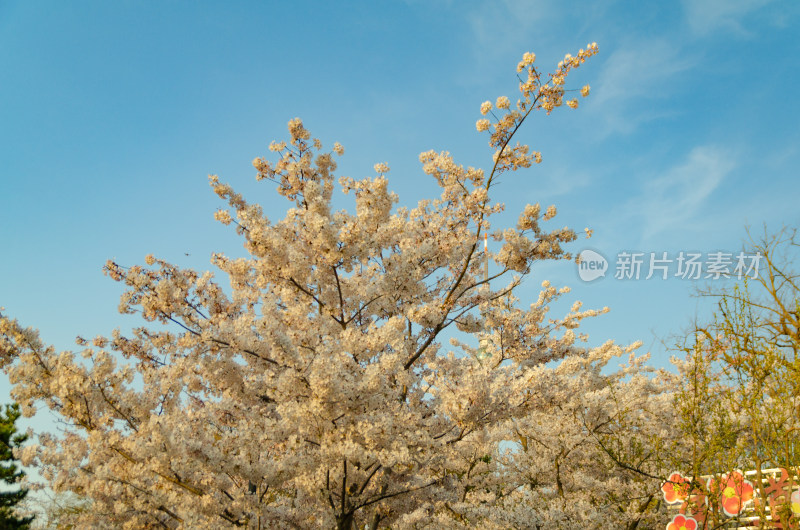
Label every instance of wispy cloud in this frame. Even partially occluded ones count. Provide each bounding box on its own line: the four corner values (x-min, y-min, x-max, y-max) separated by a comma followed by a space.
466, 0, 561, 61
530, 163, 592, 199
464, 0, 620, 66
682, 0, 776, 36
633, 146, 736, 241
590, 39, 695, 135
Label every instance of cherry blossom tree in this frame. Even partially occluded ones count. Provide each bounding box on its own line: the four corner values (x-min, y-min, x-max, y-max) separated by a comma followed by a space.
0, 44, 671, 528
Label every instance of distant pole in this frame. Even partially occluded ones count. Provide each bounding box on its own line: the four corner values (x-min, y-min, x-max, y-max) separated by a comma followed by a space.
484, 233, 489, 282
477, 232, 491, 362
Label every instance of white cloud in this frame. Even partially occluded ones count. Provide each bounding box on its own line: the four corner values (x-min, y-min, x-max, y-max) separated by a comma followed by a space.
590, 39, 695, 135
466, 0, 560, 58
465, 0, 620, 65
682, 0, 776, 35
532, 164, 592, 198
634, 146, 736, 240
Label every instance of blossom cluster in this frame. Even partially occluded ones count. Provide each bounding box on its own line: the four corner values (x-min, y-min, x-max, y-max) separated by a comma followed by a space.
476, 43, 598, 175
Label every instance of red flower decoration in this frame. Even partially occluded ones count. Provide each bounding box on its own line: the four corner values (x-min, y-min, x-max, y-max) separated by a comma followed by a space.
662, 472, 692, 504
710, 471, 755, 517
667, 514, 698, 530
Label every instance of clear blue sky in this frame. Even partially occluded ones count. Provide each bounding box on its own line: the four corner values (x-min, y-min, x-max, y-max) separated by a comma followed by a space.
2, 1, 799, 427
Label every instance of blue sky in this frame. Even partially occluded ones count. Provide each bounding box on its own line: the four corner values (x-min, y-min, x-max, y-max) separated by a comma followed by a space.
1, 0, 799, 431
